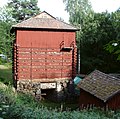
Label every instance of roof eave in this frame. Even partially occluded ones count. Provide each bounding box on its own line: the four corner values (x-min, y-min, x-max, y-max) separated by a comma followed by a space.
12, 26, 78, 31
104, 90, 120, 102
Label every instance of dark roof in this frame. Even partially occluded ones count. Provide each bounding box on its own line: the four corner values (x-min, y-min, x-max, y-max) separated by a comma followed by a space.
109, 73, 120, 79
78, 70, 120, 102
12, 11, 78, 31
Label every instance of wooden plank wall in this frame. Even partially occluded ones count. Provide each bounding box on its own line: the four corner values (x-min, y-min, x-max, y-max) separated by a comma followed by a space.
14, 30, 77, 82
14, 47, 73, 82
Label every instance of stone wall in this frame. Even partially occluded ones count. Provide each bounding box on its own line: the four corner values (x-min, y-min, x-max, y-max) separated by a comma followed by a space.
17, 80, 40, 94
16, 79, 70, 101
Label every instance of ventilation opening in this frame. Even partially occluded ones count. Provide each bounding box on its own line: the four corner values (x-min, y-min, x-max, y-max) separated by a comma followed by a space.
60, 47, 73, 52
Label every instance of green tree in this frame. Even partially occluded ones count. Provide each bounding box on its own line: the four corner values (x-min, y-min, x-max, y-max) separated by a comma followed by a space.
6, 0, 40, 22
63, 0, 94, 73
63, 0, 120, 73
0, 0, 40, 63
63, 0, 93, 25
0, 7, 15, 63
80, 12, 120, 73
63, 0, 93, 43
105, 8, 120, 61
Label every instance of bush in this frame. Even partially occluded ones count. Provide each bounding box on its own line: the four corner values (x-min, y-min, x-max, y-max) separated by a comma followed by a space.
0, 58, 7, 65
4, 104, 25, 119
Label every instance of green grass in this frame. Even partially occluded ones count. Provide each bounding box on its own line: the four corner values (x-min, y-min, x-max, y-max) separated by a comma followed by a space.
0, 64, 13, 85
40, 99, 78, 111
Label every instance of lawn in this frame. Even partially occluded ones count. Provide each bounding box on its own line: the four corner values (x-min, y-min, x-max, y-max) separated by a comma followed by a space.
0, 65, 13, 85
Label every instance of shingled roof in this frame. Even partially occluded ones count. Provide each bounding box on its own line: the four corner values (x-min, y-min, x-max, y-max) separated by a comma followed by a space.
12, 11, 78, 31
78, 70, 120, 102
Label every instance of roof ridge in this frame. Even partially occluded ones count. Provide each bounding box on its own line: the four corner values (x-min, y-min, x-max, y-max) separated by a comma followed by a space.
95, 69, 120, 81
33, 11, 56, 19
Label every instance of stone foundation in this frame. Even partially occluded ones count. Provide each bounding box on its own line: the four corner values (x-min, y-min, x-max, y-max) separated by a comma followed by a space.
17, 80, 40, 94
16, 79, 69, 101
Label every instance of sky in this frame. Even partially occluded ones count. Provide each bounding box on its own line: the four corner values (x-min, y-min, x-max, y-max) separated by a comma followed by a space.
0, 0, 120, 23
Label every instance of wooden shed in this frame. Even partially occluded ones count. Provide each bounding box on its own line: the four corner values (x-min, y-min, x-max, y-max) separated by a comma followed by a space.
78, 70, 120, 110
12, 11, 78, 95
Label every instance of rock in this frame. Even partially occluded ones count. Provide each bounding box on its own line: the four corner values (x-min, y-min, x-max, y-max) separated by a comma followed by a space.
36, 89, 41, 95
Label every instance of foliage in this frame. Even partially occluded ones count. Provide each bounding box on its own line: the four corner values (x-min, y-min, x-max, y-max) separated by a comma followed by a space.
63, 0, 120, 73
0, 81, 120, 119
0, 65, 12, 85
105, 9, 120, 60
0, 7, 15, 63
105, 40, 120, 60
6, 0, 40, 23
0, 0, 40, 63
63, 0, 93, 26
63, 0, 94, 74
80, 12, 120, 73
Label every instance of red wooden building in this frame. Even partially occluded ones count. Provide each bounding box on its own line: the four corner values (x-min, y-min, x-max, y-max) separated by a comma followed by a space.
78, 70, 120, 110
12, 11, 78, 94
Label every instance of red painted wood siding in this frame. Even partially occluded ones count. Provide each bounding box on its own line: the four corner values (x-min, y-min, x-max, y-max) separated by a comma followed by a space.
79, 89, 105, 109
16, 30, 75, 48
106, 92, 120, 110
79, 89, 120, 110
14, 30, 77, 82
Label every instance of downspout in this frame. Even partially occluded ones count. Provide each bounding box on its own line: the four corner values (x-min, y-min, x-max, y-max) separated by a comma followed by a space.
77, 22, 81, 75
77, 28, 81, 75
78, 46, 80, 74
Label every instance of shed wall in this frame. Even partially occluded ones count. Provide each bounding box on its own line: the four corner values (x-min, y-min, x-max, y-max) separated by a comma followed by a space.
79, 89, 105, 109
106, 92, 120, 110
79, 89, 120, 110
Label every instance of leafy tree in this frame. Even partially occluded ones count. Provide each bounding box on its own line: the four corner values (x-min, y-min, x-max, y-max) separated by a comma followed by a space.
0, 0, 40, 63
63, 0, 94, 73
0, 21, 13, 61
105, 8, 120, 61
0, 7, 15, 63
106, 40, 120, 60
63, 0, 93, 26
80, 12, 120, 73
63, 0, 93, 44
6, 0, 40, 22
63, 0, 120, 73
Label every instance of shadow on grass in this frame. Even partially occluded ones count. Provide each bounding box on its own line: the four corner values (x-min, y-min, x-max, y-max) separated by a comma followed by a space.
40, 99, 79, 111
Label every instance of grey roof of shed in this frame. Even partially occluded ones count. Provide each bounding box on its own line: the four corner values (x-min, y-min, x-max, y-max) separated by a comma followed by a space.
78, 70, 120, 102
12, 11, 78, 31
